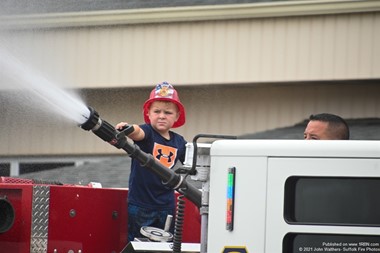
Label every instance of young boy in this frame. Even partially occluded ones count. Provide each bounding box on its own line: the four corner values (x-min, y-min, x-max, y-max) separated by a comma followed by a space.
116, 82, 187, 242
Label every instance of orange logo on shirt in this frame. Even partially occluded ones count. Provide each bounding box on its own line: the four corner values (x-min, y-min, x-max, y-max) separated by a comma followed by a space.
153, 143, 178, 169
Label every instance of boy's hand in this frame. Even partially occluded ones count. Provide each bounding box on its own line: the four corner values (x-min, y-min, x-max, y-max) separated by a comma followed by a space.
115, 122, 145, 141
115, 122, 129, 130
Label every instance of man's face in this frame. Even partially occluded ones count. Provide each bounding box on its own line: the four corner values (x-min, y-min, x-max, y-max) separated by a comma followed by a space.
304, 120, 331, 140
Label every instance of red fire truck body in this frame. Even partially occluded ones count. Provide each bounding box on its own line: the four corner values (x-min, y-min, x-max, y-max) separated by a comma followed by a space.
0, 178, 200, 253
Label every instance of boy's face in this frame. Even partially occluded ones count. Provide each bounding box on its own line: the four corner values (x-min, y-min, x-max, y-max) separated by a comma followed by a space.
147, 101, 180, 134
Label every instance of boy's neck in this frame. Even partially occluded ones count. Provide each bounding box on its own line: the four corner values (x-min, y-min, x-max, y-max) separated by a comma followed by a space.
159, 130, 171, 140
152, 126, 171, 140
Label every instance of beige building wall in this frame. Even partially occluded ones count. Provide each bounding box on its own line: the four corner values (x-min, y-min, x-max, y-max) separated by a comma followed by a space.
1, 82, 379, 156
0, 1, 380, 157
1, 11, 380, 88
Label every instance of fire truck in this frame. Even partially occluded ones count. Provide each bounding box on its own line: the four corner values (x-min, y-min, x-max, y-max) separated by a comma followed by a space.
1, 107, 380, 253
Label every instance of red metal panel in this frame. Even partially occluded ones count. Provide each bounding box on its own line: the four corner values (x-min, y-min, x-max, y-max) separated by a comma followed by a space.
0, 183, 128, 252
181, 196, 201, 243
47, 185, 128, 252
0, 184, 33, 253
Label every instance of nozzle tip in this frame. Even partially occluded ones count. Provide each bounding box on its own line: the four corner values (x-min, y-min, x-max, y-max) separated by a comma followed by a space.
80, 106, 100, 131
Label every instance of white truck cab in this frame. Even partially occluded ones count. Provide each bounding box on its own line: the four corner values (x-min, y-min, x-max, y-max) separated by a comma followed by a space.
208, 140, 380, 253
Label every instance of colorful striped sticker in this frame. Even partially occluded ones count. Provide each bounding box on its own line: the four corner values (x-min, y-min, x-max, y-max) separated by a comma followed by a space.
226, 167, 235, 231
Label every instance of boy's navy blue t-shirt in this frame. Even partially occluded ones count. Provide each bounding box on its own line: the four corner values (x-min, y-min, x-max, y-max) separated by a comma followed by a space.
127, 124, 187, 210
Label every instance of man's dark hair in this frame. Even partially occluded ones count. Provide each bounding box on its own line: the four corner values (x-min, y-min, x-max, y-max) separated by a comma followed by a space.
309, 113, 350, 140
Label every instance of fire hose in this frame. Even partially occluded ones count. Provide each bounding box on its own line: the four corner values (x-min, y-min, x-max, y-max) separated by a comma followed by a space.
79, 106, 202, 208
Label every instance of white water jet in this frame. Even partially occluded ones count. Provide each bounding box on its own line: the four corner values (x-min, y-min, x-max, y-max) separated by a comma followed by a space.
0, 46, 90, 125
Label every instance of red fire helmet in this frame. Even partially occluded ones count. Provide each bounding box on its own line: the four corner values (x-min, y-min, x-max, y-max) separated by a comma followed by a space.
143, 82, 186, 128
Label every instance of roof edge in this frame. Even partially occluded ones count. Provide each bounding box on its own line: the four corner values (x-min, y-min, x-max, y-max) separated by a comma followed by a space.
1, 0, 380, 30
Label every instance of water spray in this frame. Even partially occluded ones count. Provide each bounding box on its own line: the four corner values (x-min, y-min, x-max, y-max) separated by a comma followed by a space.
0, 45, 90, 125
80, 106, 202, 208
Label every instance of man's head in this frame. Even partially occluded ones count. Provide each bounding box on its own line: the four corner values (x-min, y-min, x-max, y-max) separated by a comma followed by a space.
304, 113, 350, 140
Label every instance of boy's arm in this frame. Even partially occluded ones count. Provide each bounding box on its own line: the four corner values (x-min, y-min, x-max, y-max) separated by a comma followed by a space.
115, 122, 145, 141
